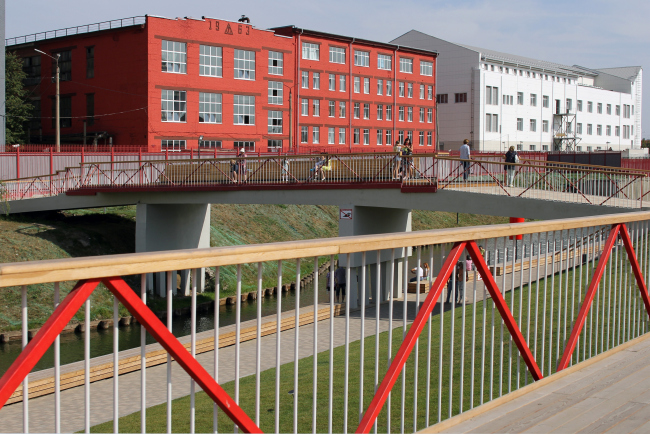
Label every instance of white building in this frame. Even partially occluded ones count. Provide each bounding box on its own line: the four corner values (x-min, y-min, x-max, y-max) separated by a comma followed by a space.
391, 30, 642, 152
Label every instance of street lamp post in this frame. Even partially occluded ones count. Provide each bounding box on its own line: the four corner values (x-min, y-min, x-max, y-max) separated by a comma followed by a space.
35, 49, 60, 152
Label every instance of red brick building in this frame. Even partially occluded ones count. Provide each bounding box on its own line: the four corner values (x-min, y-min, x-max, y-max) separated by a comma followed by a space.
8, 15, 437, 153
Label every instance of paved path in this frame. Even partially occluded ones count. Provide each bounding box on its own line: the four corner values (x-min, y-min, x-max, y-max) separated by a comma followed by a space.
435, 334, 650, 433
0, 248, 592, 433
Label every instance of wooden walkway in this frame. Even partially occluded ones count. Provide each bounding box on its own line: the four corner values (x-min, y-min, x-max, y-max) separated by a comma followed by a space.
427, 333, 650, 433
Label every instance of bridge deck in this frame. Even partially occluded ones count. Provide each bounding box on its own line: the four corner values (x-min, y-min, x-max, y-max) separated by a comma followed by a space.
430, 333, 650, 433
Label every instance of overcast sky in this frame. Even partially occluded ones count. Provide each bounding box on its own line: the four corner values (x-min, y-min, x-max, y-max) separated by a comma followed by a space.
6, 0, 648, 137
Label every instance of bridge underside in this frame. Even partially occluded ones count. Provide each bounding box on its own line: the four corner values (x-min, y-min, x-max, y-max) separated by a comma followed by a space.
3, 188, 641, 220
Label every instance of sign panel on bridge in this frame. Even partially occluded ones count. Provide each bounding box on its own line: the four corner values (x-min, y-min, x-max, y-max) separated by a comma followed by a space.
340, 209, 352, 220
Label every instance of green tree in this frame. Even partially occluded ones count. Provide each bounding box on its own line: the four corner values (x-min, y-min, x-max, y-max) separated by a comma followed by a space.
642, 138, 650, 149
5, 51, 33, 144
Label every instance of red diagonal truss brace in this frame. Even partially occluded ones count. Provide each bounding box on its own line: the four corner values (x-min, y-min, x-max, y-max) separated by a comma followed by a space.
0, 277, 261, 433
557, 224, 650, 371
356, 241, 542, 433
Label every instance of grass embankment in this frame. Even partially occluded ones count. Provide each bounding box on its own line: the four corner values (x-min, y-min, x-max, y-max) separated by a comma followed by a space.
0, 205, 507, 332
91, 250, 648, 433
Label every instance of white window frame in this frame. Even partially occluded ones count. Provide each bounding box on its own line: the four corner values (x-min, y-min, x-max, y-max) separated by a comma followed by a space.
268, 81, 283, 105
161, 139, 186, 151
162, 40, 186, 74
302, 42, 319, 60
364, 77, 370, 94
328, 127, 335, 144
420, 60, 433, 76
234, 49, 255, 80
161, 89, 186, 122
302, 71, 309, 89
268, 51, 283, 75
233, 95, 255, 125
199, 45, 222, 77
354, 50, 370, 67
313, 72, 320, 90
313, 126, 320, 144
339, 128, 346, 145
329, 46, 345, 64
377, 54, 392, 70
198, 92, 222, 124
268, 110, 283, 134
329, 74, 336, 91
399, 57, 413, 73
313, 99, 320, 117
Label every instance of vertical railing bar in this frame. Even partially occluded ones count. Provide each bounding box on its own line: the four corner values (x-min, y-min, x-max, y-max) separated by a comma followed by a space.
413, 246, 422, 430
359, 251, 367, 424
517, 241, 524, 390
479, 246, 488, 405
275, 260, 283, 434
549, 237, 556, 374
566, 232, 573, 359
84, 291, 91, 434
617, 229, 623, 347
166, 271, 172, 434
509, 241, 516, 393
256, 263, 262, 427
623, 238, 629, 344
438, 244, 446, 423
570, 228, 579, 366
606, 228, 613, 352
459, 256, 466, 413
541, 238, 549, 377
556, 238, 564, 373
329, 254, 337, 434
374, 251, 381, 434
525, 241, 533, 385
22, 285, 28, 434
470, 246, 478, 408
388, 249, 396, 433
54, 282, 61, 434
343, 257, 351, 434
401, 252, 408, 433
499, 245, 507, 397
313, 256, 324, 434
214, 267, 220, 434
534, 239, 541, 370
584, 230, 591, 360
490, 244, 497, 401
426, 246, 434, 424
293, 258, 301, 434
190, 269, 197, 434
140, 274, 147, 434
113, 289, 119, 433
449, 254, 456, 416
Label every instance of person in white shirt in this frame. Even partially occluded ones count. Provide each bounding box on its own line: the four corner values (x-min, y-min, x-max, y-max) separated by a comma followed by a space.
459, 139, 471, 181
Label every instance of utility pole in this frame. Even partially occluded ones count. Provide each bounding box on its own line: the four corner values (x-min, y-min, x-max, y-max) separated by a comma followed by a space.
35, 49, 60, 152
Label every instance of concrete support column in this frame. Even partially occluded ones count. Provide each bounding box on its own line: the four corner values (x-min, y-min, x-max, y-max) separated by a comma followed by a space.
338, 205, 412, 308
136, 203, 211, 297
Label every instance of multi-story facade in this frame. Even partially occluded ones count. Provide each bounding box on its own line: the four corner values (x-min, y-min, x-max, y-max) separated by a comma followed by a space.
272, 26, 437, 151
6, 16, 437, 153
392, 30, 642, 152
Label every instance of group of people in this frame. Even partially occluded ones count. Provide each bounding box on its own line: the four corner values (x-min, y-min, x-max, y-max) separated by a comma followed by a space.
310, 154, 332, 181
393, 138, 415, 180
458, 139, 520, 187
230, 148, 248, 183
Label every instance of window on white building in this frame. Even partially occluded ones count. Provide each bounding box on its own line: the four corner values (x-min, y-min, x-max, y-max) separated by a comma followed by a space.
587, 123, 592, 135
530, 119, 537, 132
597, 124, 602, 135
606, 104, 612, 115
577, 100, 583, 112
587, 101, 593, 113
566, 98, 572, 112
543, 95, 549, 108
577, 123, 582, 134
530, 94, 537, 107
606, 125, 611, 136
597, 103, 602, 114
516, 118, 523, 131
517, 92, 524, 105
543, 120, 549, 133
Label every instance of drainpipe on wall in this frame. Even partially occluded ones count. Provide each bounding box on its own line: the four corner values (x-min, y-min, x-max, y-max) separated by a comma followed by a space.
349, 38, 355, 152
297, 29, 303, 153
394, 47, 398, 146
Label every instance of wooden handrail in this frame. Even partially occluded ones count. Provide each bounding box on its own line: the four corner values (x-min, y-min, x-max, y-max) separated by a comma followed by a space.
1, 210, 649, 288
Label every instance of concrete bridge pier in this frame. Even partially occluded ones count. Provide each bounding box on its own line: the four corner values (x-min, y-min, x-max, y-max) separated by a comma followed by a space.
338, 205, 412, 309
135, 203, 211, 297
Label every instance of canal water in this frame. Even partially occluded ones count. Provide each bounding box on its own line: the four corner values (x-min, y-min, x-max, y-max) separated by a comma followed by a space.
0, 231, 593, 376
